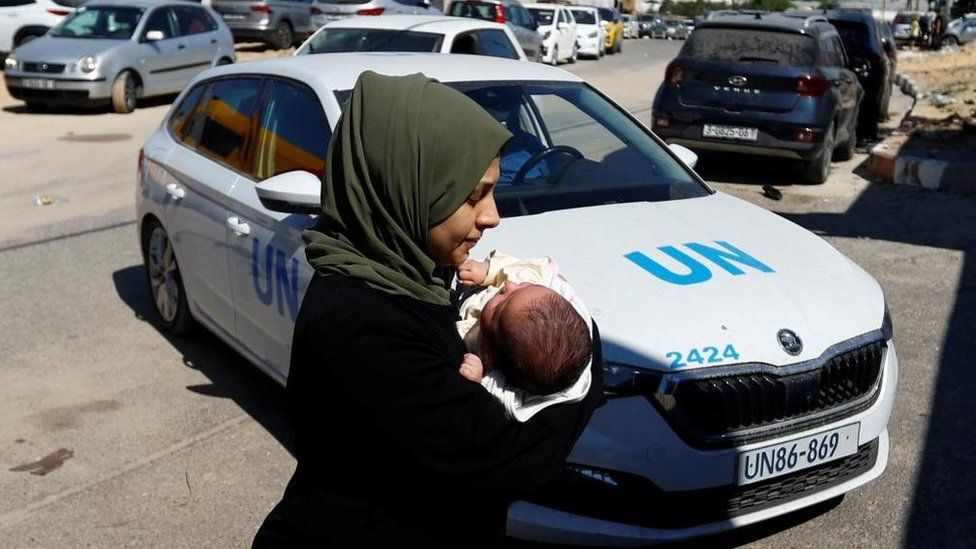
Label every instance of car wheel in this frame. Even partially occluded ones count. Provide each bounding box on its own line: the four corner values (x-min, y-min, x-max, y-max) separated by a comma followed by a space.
879, 84, 891, 122
272, 21, 293, 50
598, 44, 605, 57
550, 45, 559, 66
859, 106, 879, 141
144, 221, 196, 335
942, 35, 958, 47
614, 36, 622, 53
110, 70, 138, 114
569, 43, 577, 63
803, 123, 834, 184
835, 107, 858, 162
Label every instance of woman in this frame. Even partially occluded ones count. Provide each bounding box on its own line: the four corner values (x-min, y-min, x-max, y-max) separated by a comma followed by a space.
253, 72, 602, 546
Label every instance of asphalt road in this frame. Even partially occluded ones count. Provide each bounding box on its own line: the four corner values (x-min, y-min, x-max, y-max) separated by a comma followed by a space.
0, 38, 974, 548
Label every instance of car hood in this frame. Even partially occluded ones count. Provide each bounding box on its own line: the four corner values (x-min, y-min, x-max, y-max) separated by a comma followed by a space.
474, 192, 885, 372
14, 37, 127, 63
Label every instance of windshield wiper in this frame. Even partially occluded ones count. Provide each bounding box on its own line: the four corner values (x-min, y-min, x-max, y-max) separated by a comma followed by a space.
737, 56, 780, 63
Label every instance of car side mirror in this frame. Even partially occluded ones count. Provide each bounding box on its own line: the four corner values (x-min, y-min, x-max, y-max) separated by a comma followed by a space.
144, 30, 165, 42
255, 170, 322, 214
669, 143, 698, 169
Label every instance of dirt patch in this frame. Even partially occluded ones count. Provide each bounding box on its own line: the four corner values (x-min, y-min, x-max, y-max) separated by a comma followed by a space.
898, 44, 976, 130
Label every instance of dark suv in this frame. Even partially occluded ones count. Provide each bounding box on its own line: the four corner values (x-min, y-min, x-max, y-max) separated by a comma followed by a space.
652, 12, 862, 183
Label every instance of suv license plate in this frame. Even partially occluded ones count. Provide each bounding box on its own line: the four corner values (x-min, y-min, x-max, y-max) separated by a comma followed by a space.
703, 124, 758, 141
22, 78, 56, 90
737, 423, 860, 486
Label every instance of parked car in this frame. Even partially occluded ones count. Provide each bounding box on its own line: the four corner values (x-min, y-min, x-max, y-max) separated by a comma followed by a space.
210, 0, 315, 50
525, 3, 576, 65
313, 0, 440, 31
619, 13, 638, 38
652, 12, 862, 184
447, 0, 540, 62
664, 19, 689, 39
295, 14, 525, 60
944, 15, 976, 45
596, 6, 621, 53
3, 0, 235, 113
638, 13, 666, 39
137, 50, 897, 546
569, 5, 604, 58
0, 0, 80, 61
820, 10, 894, 137
890, 10, 934, 47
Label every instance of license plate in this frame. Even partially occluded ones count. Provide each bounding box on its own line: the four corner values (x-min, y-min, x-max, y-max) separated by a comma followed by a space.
22, 78, 56, 90
737, 423, 860, 485
221, 13, 246, 20
703, 124, 758, 141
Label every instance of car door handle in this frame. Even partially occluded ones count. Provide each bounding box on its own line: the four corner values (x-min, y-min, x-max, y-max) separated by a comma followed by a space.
210, 38, 218, 44
178, 42, 186, 49
165, 183, 185, 200
226, 216, 251, 236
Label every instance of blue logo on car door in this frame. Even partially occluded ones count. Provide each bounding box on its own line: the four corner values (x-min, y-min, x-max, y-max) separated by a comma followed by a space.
251, 238, 300, 321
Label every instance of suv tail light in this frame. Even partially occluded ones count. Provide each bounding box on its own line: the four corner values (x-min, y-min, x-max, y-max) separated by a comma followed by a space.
310, 6, 322, 14
665, 63, 683, 86
796, 74, 827, 97
250, 4, 271, 12
493, 4, 505, 23
47, 8, 70, 15
356, 7, 385, 15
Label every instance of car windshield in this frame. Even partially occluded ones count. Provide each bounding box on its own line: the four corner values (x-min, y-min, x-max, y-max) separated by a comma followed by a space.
49, 5, 143, 39
334, 81, 708, 217
528, 8, 554, 25
302, 28, 443, 54
681, 28, 816, 65
570, 9, 596, 24
448, 1, 496, 21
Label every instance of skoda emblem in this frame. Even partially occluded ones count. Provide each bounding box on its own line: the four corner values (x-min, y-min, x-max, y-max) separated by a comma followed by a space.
40, 63, 48, 71
777, 329, 803, 355
729, 75, 748, 87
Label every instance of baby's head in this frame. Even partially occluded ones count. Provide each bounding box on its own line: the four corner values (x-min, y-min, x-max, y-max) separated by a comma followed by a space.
480, 282, 592, 395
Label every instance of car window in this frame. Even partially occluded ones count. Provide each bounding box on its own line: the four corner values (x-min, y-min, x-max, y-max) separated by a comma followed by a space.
528, 8, 553, 26
681, 28, 816, 66
304, 28, 443, 53
174, 6, 217, 36
169, 84, 209, 147
143, 7, 178, 40
252, 80, 330, 180
514, 5, 533, 28
830, 19, 872, 55
448, 1, 495, 21
454, 29, 518, 59
49, 6, 143, 39
197, 78, 264, 174
570, 9, 595, 24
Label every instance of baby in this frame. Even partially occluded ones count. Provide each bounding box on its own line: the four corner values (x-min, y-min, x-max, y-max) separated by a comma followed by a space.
454, 251, 593, 422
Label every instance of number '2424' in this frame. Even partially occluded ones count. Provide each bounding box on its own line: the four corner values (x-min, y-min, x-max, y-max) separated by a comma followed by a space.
667, 344, 740, 369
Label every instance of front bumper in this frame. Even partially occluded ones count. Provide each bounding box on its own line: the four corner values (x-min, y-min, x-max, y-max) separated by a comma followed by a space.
507, 339, 898, 545
577, 35, 602, 56
4, 73, 112, 105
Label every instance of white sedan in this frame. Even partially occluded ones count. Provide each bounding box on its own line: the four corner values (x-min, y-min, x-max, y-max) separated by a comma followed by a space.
136, 52, 897, 545
295, 14, 526, 60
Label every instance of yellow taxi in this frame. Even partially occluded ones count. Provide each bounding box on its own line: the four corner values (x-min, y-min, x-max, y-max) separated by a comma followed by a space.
598, 6, 624, 53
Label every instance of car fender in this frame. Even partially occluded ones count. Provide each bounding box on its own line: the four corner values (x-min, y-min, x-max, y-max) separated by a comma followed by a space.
13, 25, 51, 47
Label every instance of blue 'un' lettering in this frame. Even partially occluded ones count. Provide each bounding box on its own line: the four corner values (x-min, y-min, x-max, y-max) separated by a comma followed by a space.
251, 238, 273, 306
625, 241, 774, 286
274, 248, 300, 321
251, 238, 300, 321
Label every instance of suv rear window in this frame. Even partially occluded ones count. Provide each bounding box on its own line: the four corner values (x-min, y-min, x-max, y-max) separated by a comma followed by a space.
304, 28, 443, 53
570, 9, 595, 24
681, 28, 816, 66
449, 2, 497, 21
830, 19, 873, 55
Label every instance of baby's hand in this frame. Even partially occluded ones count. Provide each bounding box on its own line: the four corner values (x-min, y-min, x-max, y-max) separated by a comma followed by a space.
459, 353, 484, 382
457, 259, 490, 286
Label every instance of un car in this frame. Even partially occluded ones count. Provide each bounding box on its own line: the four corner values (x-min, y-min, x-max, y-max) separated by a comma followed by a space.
136, 53, 897, 545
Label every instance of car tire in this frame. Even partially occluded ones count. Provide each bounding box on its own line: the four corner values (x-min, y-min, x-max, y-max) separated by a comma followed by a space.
110, 71, 138, 114
835, 107, 857, 162
569, 43, 577, 63
272, 21, 293, 50
803, 123, 834, 184
549, 45, 558, 66
614, 36, 622, 53
859, 105, 879, 141
143, 220, 196, 336
942, 35, 958, 47
879, 83, 891, 122
598, 45, 605, 57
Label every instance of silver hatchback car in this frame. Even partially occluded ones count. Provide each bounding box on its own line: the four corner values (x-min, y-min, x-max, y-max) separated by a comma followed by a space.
3, 0, 235, 113
211, 0, 315, 50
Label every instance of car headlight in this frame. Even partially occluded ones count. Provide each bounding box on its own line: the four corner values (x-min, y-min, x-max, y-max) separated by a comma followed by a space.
588, 31, 598, 38
78, 55, 98, 73
3, 55, 17, 72
603, 361, 663, 398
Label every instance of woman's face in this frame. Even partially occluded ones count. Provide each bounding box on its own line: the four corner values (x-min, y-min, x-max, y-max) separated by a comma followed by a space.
427, 156, 501, 267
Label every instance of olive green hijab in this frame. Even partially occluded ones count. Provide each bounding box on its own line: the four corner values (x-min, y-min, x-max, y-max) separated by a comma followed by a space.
303, 71, 511, 306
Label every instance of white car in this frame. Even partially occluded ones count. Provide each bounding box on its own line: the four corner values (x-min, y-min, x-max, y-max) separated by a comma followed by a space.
309, 0, 440, 30
295, 14, 525, 60
526, 3, 576, 65
619, 13, 638, 38
0, 0, 76, 58
569, 6, 604, 59
136, 52, 897, 545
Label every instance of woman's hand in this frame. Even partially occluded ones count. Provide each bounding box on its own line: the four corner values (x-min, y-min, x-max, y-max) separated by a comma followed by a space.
457, 259, 490, 286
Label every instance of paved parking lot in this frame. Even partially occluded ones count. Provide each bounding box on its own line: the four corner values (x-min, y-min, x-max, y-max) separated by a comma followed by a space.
0, 39, 973, 547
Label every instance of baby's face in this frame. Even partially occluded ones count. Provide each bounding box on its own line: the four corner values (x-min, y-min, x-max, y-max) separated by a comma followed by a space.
480, 282, 554, 335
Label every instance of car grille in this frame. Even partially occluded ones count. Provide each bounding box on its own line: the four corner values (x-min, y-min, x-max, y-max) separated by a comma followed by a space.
23, 62, 66, 74
527, 439, 879, 529
656, 340, 886, 447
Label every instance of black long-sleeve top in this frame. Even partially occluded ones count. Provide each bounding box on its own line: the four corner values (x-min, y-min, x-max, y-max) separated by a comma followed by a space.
254, 274, 602, 547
